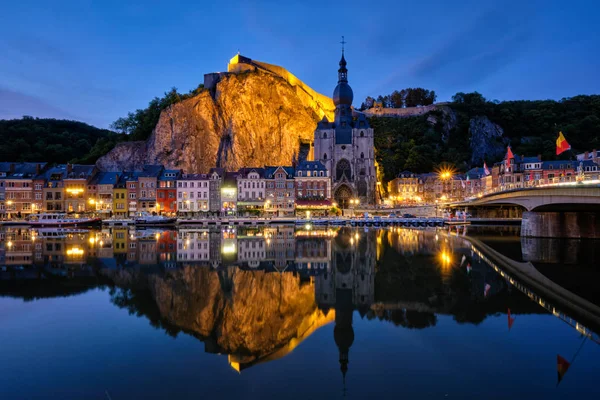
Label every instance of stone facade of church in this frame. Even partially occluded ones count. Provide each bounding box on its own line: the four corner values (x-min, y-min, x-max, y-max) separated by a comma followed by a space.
312, 51, 376, 208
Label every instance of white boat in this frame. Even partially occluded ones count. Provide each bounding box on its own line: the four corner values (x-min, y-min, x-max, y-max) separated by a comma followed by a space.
27, 213, 102, 227
134, 212, 176, 225
33, 227, 90, 239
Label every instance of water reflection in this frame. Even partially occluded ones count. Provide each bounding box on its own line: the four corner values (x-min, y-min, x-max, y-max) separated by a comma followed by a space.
1, 225, 599, 381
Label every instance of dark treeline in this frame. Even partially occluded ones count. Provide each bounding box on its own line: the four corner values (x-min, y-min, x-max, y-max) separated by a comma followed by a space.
0, 117, 124, 164
360, 88, 437, 110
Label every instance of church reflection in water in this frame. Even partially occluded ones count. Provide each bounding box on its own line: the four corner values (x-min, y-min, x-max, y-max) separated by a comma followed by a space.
1, 225, 598, 381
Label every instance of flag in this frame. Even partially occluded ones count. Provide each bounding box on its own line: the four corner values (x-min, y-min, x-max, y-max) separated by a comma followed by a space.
484, 162, 491, 176
466, 263, 472, 274
461, 179, 466, 189
460, 254, 466, 267
506, 146, 515, 161
508, 308, 515, 330
557, 354, 571, 385
556, 131, 571, 155
484, 283, 491, 297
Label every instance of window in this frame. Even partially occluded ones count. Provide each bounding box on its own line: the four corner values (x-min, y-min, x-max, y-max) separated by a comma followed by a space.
323, 132, 327, 139
360, 131, 364, 137
35, 184, 42, 190
360, 152, 364, 159
298, 171, 302, 177
35, 193, 41, 200
129, 193, 136, 199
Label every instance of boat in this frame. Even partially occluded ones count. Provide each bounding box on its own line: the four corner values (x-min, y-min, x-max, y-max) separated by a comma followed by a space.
27, 213, 101, 227
134, 212, 176, 225
32, 227, 90, 239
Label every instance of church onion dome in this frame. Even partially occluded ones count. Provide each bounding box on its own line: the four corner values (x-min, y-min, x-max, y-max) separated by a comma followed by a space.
333, 82, 354, 107
333, 50, 353, 106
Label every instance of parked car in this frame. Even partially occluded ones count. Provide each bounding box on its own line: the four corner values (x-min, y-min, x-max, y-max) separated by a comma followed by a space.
402, 213, 417, 218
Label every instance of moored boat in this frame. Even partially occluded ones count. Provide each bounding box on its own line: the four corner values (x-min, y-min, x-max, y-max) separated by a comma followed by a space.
134, 212, 176, 225
27, 213, 101, 227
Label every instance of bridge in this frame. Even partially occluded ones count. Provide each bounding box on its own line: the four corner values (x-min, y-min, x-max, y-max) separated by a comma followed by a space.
456, 184, 600, 212
450, 184, 600, 238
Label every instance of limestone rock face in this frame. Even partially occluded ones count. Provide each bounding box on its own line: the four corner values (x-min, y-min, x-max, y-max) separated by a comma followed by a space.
469, 115, 507, 165
101, 266, 332, 365
97, 71, 335, 173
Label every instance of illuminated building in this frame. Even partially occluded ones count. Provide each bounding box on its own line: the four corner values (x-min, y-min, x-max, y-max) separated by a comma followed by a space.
313, 48, 376, 207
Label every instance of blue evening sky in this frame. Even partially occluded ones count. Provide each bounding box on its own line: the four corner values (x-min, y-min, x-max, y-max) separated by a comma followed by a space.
1, 0, 598, 128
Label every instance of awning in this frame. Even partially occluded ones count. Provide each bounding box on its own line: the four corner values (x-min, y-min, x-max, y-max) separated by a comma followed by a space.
237, 201, 265, 206
295, 200, 332, 209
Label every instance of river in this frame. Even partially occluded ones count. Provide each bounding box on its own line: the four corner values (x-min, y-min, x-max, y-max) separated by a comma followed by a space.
1, 225, 599, 399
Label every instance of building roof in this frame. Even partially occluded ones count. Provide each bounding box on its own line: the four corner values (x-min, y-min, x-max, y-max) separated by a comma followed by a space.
90, 171, 122, 186
179, 173, 208, 180
65, 164, 95, 180
264, 166, 295, 178
465, 167, 485, 179
237, 167, 265, 178
296, 161, 326, 172
159, 169, 181, 181
137, 165, 163, 178
541, 160, 576, 169
0, 162, 48, 179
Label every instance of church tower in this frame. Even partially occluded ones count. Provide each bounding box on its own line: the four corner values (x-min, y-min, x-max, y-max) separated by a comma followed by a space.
313, 41, 376, 208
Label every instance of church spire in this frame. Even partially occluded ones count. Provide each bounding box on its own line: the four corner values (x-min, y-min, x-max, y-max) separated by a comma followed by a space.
338, 36, 348, 83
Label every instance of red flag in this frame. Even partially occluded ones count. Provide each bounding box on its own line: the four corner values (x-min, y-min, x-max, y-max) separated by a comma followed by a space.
557, 354, 571, 385
506, 146, 515, 161
508, 308, 515, 330
556, 132, 571, 155
484, 162, 491, 176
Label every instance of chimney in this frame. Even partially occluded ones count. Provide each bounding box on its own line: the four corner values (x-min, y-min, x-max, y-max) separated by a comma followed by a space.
67, 163, 72, 174
9, 163, 15, 174
537, 154, 542, 161
36, 164, 41, 175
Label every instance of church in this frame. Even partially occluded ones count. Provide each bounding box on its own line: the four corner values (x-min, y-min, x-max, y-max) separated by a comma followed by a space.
313, 47, 376, 208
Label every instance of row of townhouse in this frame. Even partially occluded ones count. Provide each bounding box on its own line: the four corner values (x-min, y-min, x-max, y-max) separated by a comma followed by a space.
388, 148, 600, 203
0, 160, 333, 217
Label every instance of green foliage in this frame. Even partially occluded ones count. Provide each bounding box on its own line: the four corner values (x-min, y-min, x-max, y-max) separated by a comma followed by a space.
0, 117, 124, 164
371, 115, 444, 181
361, 88, 437, 110
372, 93, 600, 182
111, 84, 205, 141
451, 93, 600, 161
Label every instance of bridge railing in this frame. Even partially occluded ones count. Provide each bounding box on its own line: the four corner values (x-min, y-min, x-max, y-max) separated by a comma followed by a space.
462, 175, 600, 202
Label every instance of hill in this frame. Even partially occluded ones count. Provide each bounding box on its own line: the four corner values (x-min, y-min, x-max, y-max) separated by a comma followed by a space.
0, 116, 125, 164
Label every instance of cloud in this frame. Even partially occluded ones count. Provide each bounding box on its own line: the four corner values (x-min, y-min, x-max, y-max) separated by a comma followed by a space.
0, 88, 74, 121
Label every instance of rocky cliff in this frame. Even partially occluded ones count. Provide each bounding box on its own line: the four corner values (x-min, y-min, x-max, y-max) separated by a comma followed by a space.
468, 115, 507, 165
97, 70, 335, 172
101, 266, 334, 368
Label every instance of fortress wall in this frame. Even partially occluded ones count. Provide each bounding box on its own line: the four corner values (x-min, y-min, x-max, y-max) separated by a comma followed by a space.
363, 104, 443, 118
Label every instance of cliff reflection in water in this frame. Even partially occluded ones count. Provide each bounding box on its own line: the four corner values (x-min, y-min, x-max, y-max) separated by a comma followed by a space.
0, 226, 575, 373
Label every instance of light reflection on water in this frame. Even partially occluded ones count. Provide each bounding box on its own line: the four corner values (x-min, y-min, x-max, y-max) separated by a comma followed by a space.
1, 225, 599, 399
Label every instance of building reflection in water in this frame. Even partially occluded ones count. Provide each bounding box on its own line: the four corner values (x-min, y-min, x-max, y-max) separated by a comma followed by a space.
1, 225, 599, 384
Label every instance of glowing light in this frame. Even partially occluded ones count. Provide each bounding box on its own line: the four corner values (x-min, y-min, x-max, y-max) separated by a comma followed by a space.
7, 200, 13, 206
222, 243, 236, 254
88, 198, 95, 205
305, 223, 312, 230
155, 233, 160, 240
7, 240, 13, 248
67, 247, 84, 256
89, 237, 96, 245
439, 250, 452, 265
354, 233, 359, 240
66, 188, 84, 195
